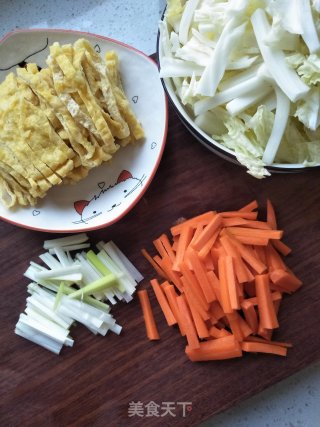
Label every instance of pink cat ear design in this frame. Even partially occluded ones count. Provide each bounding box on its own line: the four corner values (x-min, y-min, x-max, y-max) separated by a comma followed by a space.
117, 170, 133, 183
74, 200, 90, 215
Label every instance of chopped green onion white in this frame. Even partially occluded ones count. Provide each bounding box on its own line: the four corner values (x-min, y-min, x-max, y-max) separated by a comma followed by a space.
15, 235, 143, 354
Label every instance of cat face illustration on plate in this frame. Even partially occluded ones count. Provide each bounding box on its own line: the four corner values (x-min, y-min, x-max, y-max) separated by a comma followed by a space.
73, 170, 146, 224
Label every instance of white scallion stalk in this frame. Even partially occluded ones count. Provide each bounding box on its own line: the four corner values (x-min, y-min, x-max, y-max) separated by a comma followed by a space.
49, 243, 91, 253
107, 241, 144, 283
34, 264, 82, 280
39, 253, 61, 269
43, 233, 89, 250
51, 247, 73, 267
251, 8, 309, 102
15, 323, 64, 355
262, 86, 290, 165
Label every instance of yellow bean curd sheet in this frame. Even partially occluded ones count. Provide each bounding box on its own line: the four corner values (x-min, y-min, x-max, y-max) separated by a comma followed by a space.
0, 38, 144, 209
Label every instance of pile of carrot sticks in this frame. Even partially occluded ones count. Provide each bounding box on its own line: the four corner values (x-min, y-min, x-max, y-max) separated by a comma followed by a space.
138, 200, 302, 361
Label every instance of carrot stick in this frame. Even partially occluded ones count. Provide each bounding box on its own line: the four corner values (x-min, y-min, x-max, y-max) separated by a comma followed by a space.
208, 300, 225, 320
158, 233, 176, 264
209, 325, 231, 338
255, 274, 279, 330
219, 235, 251, 283
226, 227, 283, 240
272, 239, 292, 256
241, 341, 287, 357
163, 284, 186, 336
150, 279, 177, 326
246, 290, 282, 306
231, 235, 269, 246
239, 200, 258, 212
153, 236, 167, 259
225, 255, 240, 310
242, 220, 271, 230
222, 217, 248, 227
187, 248, 217, 303
217, 256, 233, 314
141, 248, 168, 279
225, 312, 244, 341
265, 243, 287, 271
228, 235, 267, 274
269, 269, 302, 293
191, 214, 222, 252
186, 336, 242, 361
157, 255, 184, 292
241, 300, 258, 334
266, 199, 277, 229
184, 292, 210, 339
221, 211, 258, 220
172, 223, 193, 271
138, 290, 160, 340
170, 211, 216, 236
179, 261, 209, 311
198, 228, 220, 260
206, 270, 221, 304
176, 295, 200, 349
180, 276, 210, 321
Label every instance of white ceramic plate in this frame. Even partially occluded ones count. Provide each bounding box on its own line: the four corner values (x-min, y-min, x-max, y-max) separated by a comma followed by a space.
0, 29, 168, 232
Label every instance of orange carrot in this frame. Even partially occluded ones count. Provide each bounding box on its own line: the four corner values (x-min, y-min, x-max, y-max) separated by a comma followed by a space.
141, 201, 302, 361
239, 199, 258, 212
217, 256, 233, 314
241, 300, 258, 334
225, 255, 240, 310
246, 291, 282, 306
241, 341, 287, 357
163, 284, 186, 336
209, 325, 231, 338
184, 292, 210, 339
198, 228, 220, 260
255, 274, 279, 330
141, 248, 167, 279
225, 312, 244, 341
150, 279, 177, 326
272, 239, 292, 256
191, 214, 222, 252
172, 223, 193, 271
269, 269, 302, 293
138, 290, 160, 340
158, 233, 176, 264
228, 235, 267, 274
265, 243, 287, 271
266, 199, 277, 229
186, 336, 242, 361
170, 211, 216, 236
221, 211, 258, 220
180, 261, 209, 311
176, 295, 200, 350
187, 248, 217, 303
180, 277, 210, 323
226, 226, 283, 240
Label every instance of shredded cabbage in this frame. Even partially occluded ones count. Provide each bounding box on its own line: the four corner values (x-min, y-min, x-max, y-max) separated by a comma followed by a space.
160, 0, 320, 177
